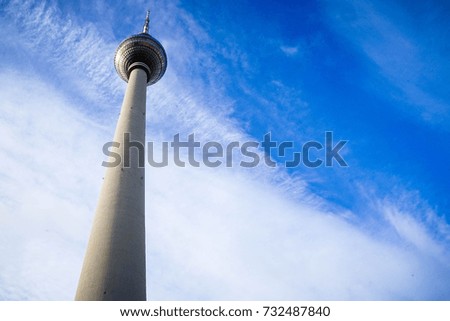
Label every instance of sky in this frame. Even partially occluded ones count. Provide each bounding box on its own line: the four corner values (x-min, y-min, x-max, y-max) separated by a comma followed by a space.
0, 0, 449, 300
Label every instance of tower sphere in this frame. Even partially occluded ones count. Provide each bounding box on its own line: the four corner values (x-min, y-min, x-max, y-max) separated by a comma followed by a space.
114, 32, 167, 86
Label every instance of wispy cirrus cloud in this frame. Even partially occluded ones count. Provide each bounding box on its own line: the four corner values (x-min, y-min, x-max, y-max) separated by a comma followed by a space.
321, 0, 450, 127
2, 0, 122, 111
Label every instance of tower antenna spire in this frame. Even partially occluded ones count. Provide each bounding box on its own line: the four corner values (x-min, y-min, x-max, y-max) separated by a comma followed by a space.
143, 10, 150, 33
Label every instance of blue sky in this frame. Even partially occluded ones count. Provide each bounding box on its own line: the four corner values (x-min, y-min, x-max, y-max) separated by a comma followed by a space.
0, 0, 449, 300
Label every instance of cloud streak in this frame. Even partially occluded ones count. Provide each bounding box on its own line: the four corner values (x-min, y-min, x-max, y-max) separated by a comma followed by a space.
321, 0, 450, 127
2, 0, 122, 111
0, 70, 107, 300
146, 165, 450, 300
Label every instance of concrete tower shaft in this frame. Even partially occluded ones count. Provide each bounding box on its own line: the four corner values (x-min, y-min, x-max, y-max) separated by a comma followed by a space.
75, 11, 166, 301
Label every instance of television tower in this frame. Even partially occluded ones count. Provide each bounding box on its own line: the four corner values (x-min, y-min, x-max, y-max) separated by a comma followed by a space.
75, 11, 167, 301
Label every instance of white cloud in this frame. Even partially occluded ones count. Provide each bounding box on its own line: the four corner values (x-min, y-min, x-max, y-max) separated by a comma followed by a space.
280, 45, 299, 56
0, 70, 107, 300
146, 165, 450, 300
382, 200, 450, 265
3, 0, 122, 111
